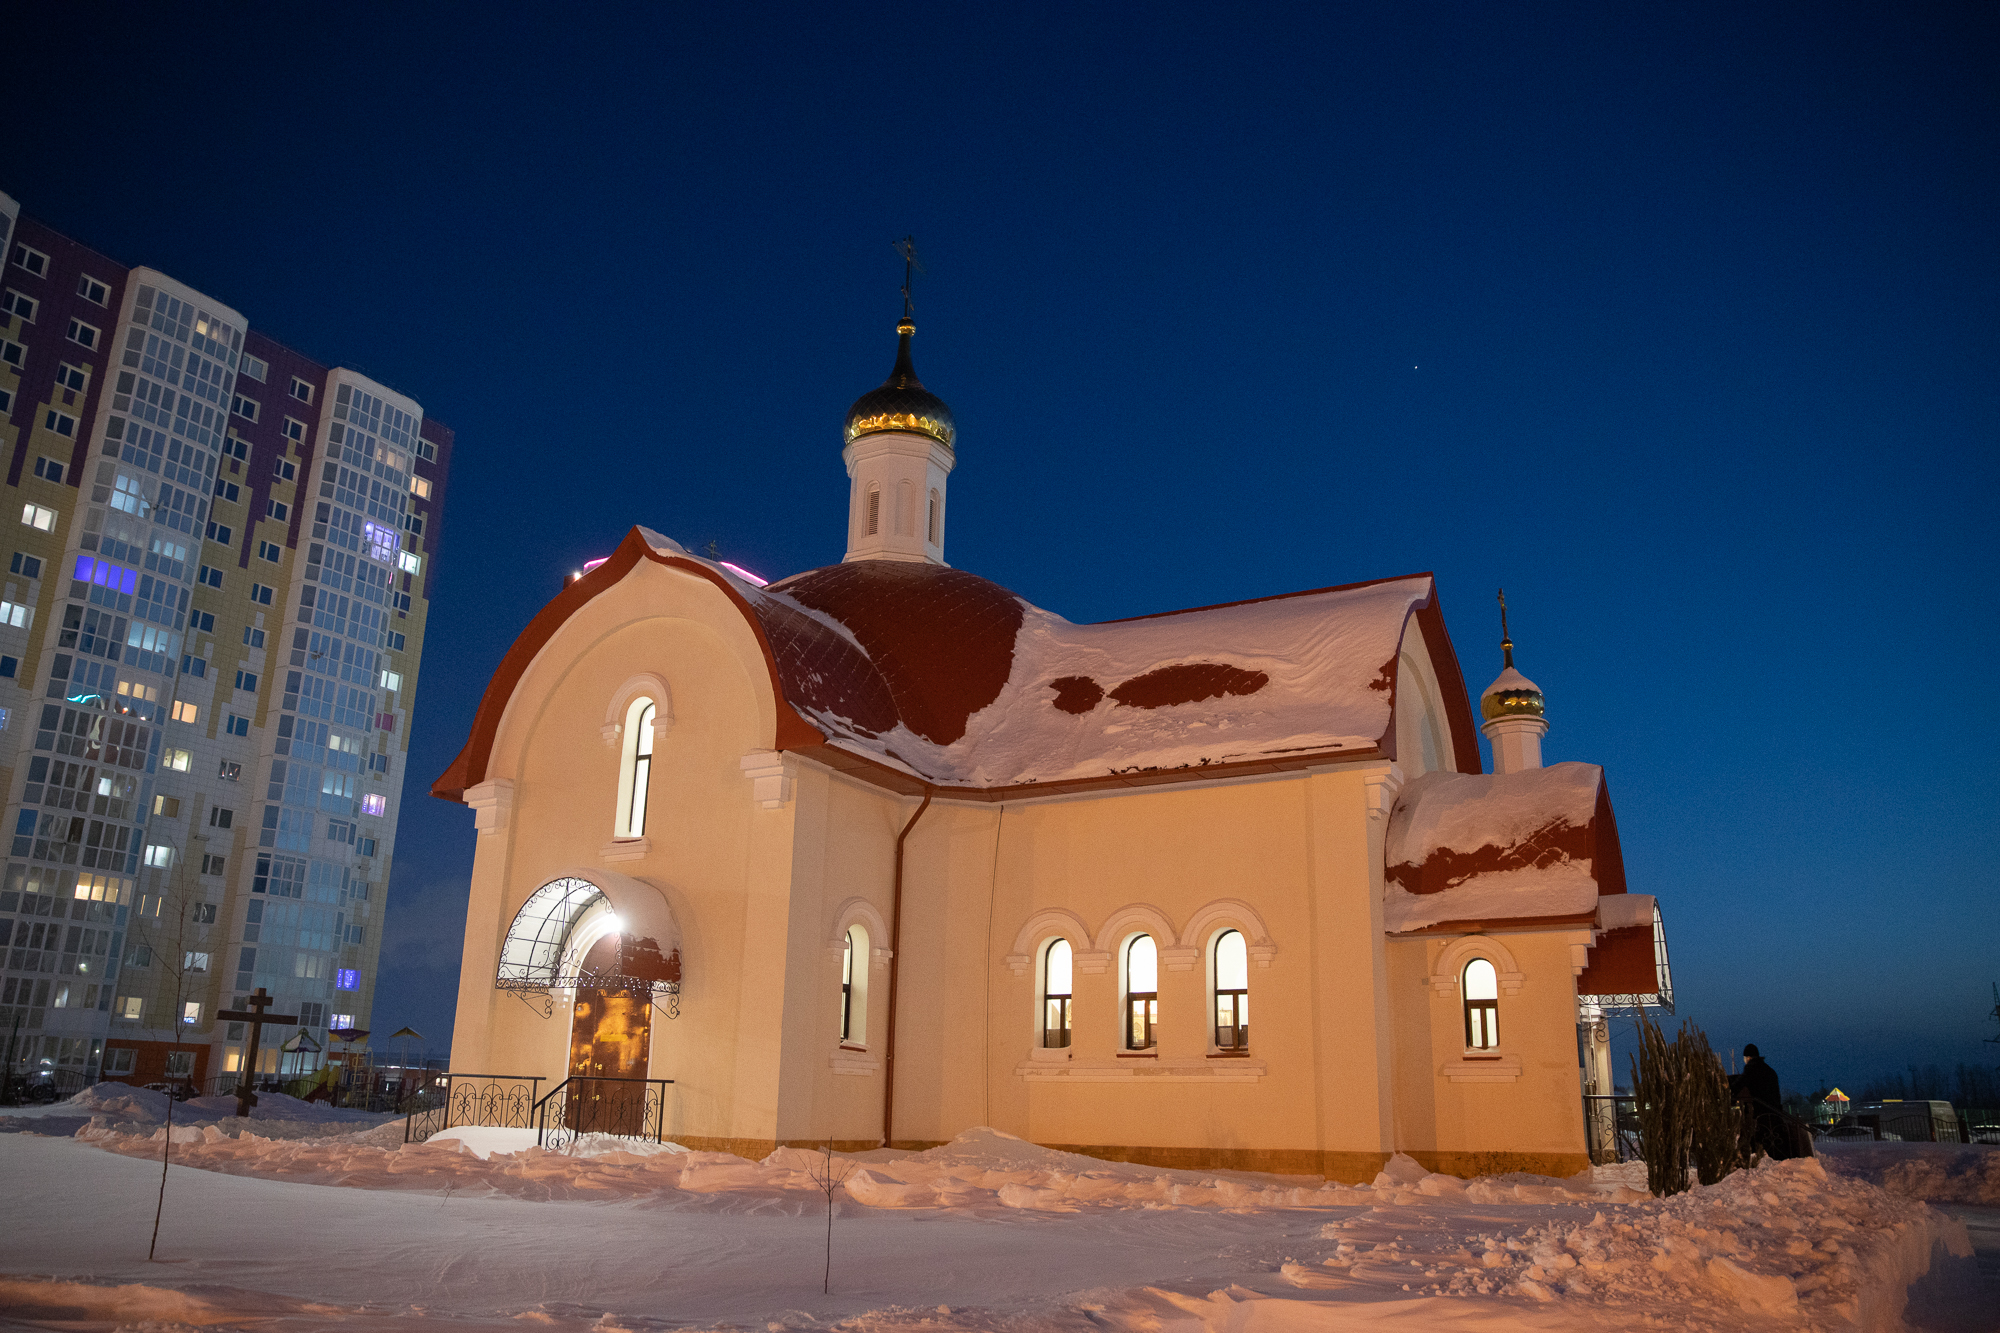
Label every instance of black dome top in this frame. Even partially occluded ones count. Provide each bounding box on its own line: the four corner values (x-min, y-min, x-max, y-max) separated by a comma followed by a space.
844, 319, 955, 451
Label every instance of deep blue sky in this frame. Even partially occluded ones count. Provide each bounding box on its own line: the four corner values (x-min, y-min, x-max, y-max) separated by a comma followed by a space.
6, 5, 1995, 1097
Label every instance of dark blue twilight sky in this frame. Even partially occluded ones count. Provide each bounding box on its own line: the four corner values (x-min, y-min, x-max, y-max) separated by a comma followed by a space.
4, 5, 1995, 1094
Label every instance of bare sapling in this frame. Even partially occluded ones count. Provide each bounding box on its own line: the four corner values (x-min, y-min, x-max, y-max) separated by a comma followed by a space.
803, 1139, 857, 1294
137, 880, 201, 1262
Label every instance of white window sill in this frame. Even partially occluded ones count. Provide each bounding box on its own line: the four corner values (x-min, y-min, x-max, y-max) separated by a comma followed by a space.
830, 1047, 879, 1077
1441, 1053, 1522, 1083
600, 837, 650, 862
1015, 1054, 1267, 1083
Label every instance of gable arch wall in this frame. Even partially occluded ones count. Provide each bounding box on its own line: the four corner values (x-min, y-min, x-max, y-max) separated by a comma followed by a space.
451, 559, 822, 1156
1394, 620, 1458, 779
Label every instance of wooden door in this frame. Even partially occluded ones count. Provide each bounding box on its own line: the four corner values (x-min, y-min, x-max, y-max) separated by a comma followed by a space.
566, 935, 651, 1135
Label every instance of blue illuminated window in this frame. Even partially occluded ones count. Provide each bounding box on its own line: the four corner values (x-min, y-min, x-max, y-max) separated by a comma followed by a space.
336, 968, 358, 992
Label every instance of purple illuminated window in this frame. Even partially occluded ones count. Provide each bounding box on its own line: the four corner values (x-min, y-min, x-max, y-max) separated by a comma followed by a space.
71, 554, 137, 595
363, 522, 399, 564
336, 968, 359, 991
361, 794, 386, 816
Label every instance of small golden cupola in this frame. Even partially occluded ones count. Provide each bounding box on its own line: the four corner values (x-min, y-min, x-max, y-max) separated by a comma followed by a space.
842, 237, 957, 566
1480, 589, 1549, 774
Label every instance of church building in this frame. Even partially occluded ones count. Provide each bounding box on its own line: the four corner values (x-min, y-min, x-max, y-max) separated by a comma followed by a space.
434, 305, 1672, 1179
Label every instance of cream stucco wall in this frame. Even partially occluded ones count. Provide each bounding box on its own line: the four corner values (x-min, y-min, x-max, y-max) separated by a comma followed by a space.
447, 563, 1595, 1176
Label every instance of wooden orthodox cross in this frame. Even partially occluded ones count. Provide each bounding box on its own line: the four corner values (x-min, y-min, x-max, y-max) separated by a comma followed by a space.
217, 987, 298, 1118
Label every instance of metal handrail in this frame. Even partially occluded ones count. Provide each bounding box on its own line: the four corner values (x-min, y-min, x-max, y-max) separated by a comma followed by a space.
531, 1075, 673, 1149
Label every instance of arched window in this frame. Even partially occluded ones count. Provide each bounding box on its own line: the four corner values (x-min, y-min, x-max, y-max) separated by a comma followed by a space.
865, 484, 881, 537
840, 924, 869, 1045
1463, 958, 1499, 1049
1125, 935, 1158, 1050
614, 697, 655, 838
1042, 939, 1072, 1048
927, 489, 940, 545
1213, 929, 1248, 1051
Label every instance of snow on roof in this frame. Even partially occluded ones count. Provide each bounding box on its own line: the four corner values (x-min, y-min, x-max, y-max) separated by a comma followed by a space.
745, 559, 1441, 788
1383, 763, 1624, 931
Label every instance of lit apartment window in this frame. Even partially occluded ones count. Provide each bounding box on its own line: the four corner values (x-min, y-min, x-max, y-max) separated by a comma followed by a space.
115, 996, 142, 1021
397, 551, 420, 575
171, 700, 197, 723
164, 748, 192, 772
0, 601, 32, 630
839, 924, 870, 1044
21, 504, 56, 532
143, 844, 174, 868
181, 1001, 202, 1025
410, 475, 432, 499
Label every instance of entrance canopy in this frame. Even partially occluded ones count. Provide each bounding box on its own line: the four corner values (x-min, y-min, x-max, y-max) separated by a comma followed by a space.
497, 874, 681, 1004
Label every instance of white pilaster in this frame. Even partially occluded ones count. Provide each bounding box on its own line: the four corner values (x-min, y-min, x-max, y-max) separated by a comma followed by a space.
1481, 715, 1547, 775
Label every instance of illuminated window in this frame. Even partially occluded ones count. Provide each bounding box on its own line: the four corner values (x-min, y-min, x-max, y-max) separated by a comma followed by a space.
840, 924, 870, 1045
115, 996, 142, 1021
615, 698, 656, 838
21, 503, 55, 532
181, 1001, 202, 1025
0, 601, 30, 629
865, 484, 880, 537
361, 794, 386, 816
1213, 929, 1249, 1051
183, 951, 210, 973
410, 475, 432, 500
171, 700, 197, 723
1125, 935, 1158, 1050
397, 550, 421, 575
1463, 958, 1499, 1050
331, 1012, 355, 1029
143, 844, 174, 868
164, 748, 192, 772
1042, 938, 1072, 1049
336, 969, 359, 992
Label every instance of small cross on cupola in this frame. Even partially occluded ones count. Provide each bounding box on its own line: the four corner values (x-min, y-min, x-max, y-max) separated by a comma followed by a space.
842, 236, 956, 566
1480, 588, 1549, 775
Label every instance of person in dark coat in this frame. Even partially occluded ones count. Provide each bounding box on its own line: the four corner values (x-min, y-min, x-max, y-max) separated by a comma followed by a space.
1738, 1044, 1791, 1159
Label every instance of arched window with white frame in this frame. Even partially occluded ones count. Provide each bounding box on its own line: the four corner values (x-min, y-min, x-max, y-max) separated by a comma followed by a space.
1213, 928, 1248, 1051
1042, 938, 1072, 1048
1125, 934, 1158, 1050
613, 697, 656, 838
840, 924, 870, 1045
1463, 957, 1499, 1049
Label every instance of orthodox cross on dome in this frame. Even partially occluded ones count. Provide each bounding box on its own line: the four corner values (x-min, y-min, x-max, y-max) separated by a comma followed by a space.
216, 986, 298, 1118
1497, 588, 1516, 668
894, 235, 922, 324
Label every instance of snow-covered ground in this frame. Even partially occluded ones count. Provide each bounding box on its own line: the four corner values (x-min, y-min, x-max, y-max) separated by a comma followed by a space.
0, 1087, 1987, 1331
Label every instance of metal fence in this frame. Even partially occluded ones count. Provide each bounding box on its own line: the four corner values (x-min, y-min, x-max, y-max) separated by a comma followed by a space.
1582, 1094, 1642, 1164
404, 1074, 544, 1144
532, 1076, 673, 1152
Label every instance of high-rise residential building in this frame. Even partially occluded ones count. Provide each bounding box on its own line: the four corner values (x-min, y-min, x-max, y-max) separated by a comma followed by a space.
0, 190, 452, 1095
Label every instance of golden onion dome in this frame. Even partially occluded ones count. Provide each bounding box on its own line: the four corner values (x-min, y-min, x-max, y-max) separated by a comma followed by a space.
1480, 666, 1546, 720
845, 318, 955, 452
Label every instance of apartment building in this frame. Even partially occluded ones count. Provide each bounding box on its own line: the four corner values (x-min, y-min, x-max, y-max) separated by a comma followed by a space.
0, 190, 451, 1093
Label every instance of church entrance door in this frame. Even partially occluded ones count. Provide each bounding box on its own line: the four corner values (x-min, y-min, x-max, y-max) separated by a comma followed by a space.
565, 934, 652, 1136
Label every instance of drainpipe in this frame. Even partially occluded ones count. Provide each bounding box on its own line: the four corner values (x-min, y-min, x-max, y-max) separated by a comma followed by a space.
880, 786, 932, 1149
